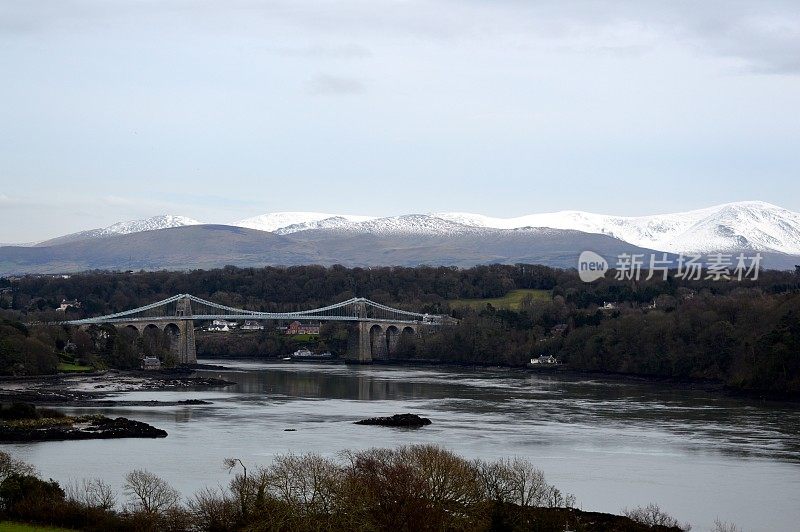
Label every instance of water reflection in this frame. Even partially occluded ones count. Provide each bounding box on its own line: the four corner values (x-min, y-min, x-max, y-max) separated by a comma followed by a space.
210, 361, 800, 463
5, 360, 800, 532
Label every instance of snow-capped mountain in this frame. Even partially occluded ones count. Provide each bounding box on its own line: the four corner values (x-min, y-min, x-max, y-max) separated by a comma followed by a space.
234, 213, 498, 236
7, 201, 800, 275
304, 214, 490, 236
36, 215, 201, 246
434, 201, 800, 255
28, 202, 800, 258
233, 212, 375, 234
94, 215, 201, 236
656, 202, 800, 255
431, 209, 714, 250
232, 202, 800, 255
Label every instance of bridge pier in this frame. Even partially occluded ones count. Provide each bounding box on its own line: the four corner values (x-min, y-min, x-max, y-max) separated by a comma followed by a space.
112, 318, 196, 365
347, 322, 374, 364
175, 320, 197, 365
346, 322, 420, 364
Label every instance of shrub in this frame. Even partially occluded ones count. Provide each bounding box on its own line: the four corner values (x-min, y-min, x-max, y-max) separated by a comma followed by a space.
0, 402, 38, 420
0, 472, 64, 514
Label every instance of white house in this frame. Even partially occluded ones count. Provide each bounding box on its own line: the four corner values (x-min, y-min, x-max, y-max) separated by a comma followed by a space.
208, 319, 238, 331
530, 355, 559, 365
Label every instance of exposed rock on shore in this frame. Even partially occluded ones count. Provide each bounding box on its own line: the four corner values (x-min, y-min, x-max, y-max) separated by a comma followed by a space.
0, 371, 234, 407
0, 416, 168, 442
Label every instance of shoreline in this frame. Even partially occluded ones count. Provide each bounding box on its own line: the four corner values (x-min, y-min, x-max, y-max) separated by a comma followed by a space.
0, 369, 235, 406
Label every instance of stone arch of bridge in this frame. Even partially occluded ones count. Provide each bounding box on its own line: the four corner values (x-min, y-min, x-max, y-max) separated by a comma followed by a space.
385, 325, 400, 357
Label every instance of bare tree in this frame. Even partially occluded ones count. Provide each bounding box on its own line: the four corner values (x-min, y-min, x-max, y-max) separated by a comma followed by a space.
188, 487, 239, 531
124, 469, 180, 514
268, 454, 340, 512
65, 478, 117, 510
712, 518, 742, 532
224, 457, 251, 517
623, 503, 691, 531
478, 457, 574, 508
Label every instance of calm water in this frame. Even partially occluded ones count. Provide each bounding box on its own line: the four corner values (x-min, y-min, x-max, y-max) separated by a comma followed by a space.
6, 360, 800, 531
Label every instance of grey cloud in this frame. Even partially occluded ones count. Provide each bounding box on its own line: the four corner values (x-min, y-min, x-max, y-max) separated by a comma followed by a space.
306, 74, 365, 95
2, 1, 798, 72
694, 15, 800, 74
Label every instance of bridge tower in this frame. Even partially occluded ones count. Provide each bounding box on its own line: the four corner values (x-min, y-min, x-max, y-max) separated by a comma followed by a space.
174, 296, 197, 364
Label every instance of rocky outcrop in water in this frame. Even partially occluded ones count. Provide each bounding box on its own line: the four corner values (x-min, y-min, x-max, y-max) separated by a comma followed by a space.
354, 413, 431, 427
0, 416, 168, 442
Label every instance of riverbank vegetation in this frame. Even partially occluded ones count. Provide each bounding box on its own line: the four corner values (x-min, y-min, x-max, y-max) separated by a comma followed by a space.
0, 316, 176, 375
2, 264, 799, 396
396, 287, 800, 397
0, 447, 689, 532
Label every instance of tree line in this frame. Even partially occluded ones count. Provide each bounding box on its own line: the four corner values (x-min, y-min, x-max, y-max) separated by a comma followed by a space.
0, 447, 693, 532
1, 264, 799, 395
4, 264, 798, 319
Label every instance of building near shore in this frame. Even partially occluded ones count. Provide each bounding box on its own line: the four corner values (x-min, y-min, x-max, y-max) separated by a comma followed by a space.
285, 321, 320, 335
208, 319, 238, 331
141, 356, 161, 370
56, 299, 81, 311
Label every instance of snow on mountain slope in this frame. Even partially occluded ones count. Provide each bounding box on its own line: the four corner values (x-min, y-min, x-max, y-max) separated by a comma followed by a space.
96, 215, 201, 236
236, 202, 800, 255
311, 214, 490, 236
233, 212, 375, 234
434, 202, 800, 255
34, 202, 800, 257
432, 209, 714, 250
658, 202, 800, 254
35, 215, 201, 246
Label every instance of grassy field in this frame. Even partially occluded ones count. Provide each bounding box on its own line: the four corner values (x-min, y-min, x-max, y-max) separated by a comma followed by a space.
290, 334, 320, 342
57, 362, 93, 372
0, 522, 75, 532
447, 289, 551, 310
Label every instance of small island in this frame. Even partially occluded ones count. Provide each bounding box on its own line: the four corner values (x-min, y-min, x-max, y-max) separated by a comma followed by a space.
0, 403, 167, 442
355, 413, 432, 427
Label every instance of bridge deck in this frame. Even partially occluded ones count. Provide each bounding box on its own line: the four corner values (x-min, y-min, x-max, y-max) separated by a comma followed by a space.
63, 294, 449, 326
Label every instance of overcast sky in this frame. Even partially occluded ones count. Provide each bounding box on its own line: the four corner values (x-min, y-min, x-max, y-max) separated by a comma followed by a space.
2, 0, 799, 242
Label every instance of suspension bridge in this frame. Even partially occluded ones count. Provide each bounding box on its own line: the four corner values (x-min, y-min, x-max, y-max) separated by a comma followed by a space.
64, 294, 452, 364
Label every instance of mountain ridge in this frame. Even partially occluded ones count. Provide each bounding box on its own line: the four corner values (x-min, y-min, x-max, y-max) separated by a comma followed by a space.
0, 224, 677, 275
8, 202, 800, 270
37, 215, 201, 247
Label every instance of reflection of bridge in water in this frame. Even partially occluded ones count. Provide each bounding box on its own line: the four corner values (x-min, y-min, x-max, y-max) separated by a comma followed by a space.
63, 294, 452, 364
